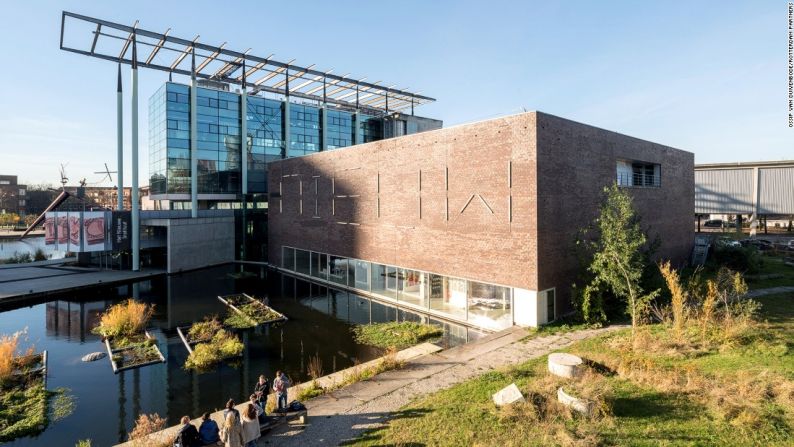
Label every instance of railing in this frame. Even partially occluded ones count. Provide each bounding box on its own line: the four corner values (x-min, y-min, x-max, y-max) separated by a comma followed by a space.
617, 172, 660, 188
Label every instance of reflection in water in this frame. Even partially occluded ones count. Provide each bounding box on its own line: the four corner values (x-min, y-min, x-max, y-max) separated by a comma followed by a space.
0, 265, 483, 446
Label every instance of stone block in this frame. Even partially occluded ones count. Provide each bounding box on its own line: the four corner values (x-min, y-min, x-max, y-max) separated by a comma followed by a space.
492, 383, 525, 406
548, 353, 583, 378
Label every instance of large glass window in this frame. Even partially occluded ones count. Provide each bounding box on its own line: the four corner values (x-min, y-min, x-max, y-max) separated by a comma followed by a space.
295, 249, 310, 276
311, 252, 328, 279
399, 269, 426, 308
282, 246, 295, 271
371, 263, 388, 297
353, 260, 370, 291
428, 275, 467, 319
289, 104, 321, 157
329, 256, 347, 286
467, 281, 512, 331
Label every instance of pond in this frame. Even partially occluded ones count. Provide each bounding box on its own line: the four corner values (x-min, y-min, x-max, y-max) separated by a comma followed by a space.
0, 264, 484, 446
0, 236, 66, 261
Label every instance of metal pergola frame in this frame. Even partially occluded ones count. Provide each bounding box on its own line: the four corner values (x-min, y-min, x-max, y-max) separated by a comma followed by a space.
60, 11, 435, 114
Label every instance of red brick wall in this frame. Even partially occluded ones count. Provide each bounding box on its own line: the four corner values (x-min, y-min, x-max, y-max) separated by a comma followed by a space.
268, 113, 539, 291
268, 111, 695, 311
535, 112, 694, 313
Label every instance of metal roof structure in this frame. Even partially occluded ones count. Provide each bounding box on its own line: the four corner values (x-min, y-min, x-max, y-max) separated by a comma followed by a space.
59, 11, 435, 114
695, 160, 794, 215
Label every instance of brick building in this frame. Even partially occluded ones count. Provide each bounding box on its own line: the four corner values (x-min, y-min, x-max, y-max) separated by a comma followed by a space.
268, 111, 694, 330
0, 175, 27, 216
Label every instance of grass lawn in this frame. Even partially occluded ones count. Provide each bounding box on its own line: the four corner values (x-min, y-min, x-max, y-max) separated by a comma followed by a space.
349, 293, 794, 447
746, 254, 794, 289
353, 321, 443, 350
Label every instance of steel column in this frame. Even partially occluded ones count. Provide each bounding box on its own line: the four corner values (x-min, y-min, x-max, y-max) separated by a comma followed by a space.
241, 59, 248, 195
190, 47, 198, 217
131, 33, 140, 271
116, 64, 124, 210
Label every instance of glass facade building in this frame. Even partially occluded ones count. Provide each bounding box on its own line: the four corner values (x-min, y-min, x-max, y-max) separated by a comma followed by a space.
281, 246, 514, 331
149, 81, 440, 203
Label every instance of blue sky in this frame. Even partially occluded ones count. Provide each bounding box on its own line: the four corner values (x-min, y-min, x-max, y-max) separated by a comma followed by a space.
0, 1, 791, 187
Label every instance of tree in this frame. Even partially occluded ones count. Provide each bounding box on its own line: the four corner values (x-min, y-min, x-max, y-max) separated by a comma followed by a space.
579, 184, 659, 332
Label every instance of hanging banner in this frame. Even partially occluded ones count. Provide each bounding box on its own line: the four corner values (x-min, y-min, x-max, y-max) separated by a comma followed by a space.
44, 214, 56, 245
68, 212, 82, 252
111, 211, 131, 251
82, 211, 107, 252
57, 213, 68, 246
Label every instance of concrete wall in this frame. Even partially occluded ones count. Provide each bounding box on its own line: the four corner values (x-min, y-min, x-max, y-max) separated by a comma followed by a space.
535, 112, 694, 314
145, 216, 235, 273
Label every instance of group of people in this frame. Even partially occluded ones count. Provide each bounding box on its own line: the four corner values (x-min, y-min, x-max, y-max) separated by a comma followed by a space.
173, 371, 293, 447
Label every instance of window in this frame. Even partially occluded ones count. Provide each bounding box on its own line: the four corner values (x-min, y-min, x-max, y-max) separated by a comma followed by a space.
295, 249, 310, 275
282, 247, 295, 271
545, 289, 556, 322
617, 159, 660, 187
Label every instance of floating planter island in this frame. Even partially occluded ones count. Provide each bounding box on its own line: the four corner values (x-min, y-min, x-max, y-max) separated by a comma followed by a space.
0, 350, 49, 442
218, 293, 287, 328
104, 331, 166, 374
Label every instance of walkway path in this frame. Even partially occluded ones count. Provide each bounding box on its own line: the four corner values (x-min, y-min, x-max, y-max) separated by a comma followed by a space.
0, 264, 165, 302
264, 324, 626, 446
746, 286, 794, 298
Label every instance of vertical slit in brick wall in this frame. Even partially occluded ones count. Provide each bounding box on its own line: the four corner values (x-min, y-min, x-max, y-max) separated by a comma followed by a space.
332, 177, 335, 216
418, 169, 422, 219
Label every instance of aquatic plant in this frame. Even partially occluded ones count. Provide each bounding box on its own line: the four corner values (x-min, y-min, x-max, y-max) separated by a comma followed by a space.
184, 329, 244, 370
93, 299, 154, 339
186, 317, 222, 343
0, 330, 34, 384
353, 321, 443, 349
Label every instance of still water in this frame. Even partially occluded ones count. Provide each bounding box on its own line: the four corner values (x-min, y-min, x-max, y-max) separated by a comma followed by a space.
0, 264, 483, 446
0, 236, 65, 261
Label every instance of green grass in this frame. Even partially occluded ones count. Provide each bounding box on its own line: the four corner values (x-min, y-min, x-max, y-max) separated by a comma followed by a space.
0, 385, 73, 443
349, 293, 794, 447
353, 321, 443, 349
745, 255, 794, 289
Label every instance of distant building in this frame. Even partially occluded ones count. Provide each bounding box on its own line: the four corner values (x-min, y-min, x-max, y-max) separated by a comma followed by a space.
0, 175, 27, 215
147, 81, 441, 210
25, 186, 133, 215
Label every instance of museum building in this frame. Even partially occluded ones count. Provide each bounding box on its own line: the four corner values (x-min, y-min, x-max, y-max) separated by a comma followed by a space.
269, 111, 694, 330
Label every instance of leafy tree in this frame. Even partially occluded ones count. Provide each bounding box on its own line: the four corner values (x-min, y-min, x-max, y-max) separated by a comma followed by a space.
577, 184, 659, 332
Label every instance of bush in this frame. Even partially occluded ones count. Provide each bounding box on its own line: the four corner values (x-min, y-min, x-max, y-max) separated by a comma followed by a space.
186, 317, 222, 343
184, 329, 243, 370
0, 330, 34, 384
353, 322, 443, 349
711, 246, 762, 273
93, 300, 154, 339
32, 248, 48, 262
128, 413, 169, 447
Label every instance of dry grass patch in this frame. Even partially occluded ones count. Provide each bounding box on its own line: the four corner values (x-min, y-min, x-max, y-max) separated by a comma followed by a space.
94, 299, 154, 339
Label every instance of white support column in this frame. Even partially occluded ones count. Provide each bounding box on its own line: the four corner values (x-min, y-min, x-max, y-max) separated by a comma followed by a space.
190, 48, 198, 217
750, 166, 760, 237
241, 62, 248, 196
116, 64, 124, 211
131, 34, 140, 271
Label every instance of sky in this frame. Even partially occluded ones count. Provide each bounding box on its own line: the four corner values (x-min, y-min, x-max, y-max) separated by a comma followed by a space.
0, 0, 791, 188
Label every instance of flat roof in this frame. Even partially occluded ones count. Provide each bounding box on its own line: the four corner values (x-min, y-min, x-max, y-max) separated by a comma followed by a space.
695, 160, 794, 169
59, 11, 435, 114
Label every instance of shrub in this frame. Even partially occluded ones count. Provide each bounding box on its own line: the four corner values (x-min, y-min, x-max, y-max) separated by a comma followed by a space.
128, 413, 169, 447
296, 381, 324, 401
0, 330, 34, 384
94, 300, 154, 339
33, 248, 48, 262
659, 261, 688, 335
186, 317, 222, 343
184, 329, 243, 370
711, 245, 762, 273
307, 354, 323, 380
353, 321, 443, 349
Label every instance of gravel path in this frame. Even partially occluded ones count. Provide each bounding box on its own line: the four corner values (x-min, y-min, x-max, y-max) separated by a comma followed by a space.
260, 325, 626, 446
